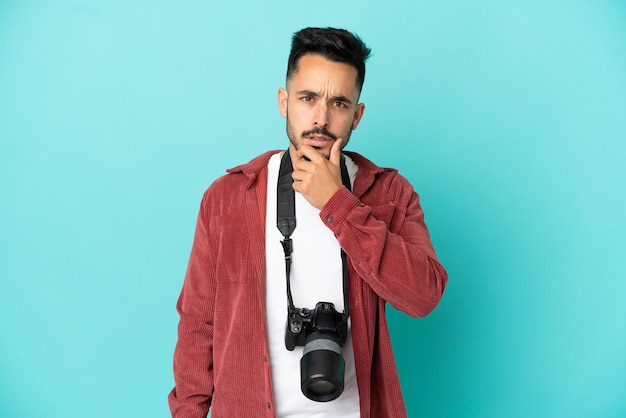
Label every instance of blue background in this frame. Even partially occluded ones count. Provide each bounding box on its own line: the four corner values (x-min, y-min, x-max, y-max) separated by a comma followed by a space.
1, 1, 625, 417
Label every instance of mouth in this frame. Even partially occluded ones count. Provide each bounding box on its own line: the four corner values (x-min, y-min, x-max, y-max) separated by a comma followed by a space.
304, 134, 333, 148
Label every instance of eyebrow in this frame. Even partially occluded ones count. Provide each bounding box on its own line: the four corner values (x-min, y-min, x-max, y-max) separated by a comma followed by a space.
297, 90, 353, 105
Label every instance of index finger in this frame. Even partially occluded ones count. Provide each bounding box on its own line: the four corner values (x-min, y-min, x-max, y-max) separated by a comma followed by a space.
296, 144, 325, 163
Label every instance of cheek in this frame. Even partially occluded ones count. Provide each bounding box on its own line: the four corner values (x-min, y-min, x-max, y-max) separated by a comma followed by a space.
287, 107, 311, 127
350, 117, 358, 130
339, 114, 356, 132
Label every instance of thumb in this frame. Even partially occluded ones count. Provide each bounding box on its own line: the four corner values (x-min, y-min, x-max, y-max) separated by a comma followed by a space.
330, 138, 342, 167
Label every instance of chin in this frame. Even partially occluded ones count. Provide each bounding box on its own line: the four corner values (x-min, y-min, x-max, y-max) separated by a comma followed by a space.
311, 145, 331, 158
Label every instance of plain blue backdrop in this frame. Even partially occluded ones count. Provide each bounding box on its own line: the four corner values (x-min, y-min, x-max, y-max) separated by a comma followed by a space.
1, 1, 625, 417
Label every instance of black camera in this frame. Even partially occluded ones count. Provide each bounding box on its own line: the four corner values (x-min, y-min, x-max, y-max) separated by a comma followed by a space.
285, 301, 349, 402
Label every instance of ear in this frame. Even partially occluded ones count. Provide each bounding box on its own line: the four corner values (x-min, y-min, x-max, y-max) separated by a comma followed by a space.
351, 103, 365, 130
278, 87, 288, 118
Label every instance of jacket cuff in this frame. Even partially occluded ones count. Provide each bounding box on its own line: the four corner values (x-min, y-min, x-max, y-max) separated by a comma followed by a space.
320, 186, 359, 230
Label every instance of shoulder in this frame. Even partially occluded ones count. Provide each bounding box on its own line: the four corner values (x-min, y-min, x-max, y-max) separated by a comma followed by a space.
226, 150, 280, 176
345, 151, 415, 201
206, 150, 278, 190
200, 150, 278, 210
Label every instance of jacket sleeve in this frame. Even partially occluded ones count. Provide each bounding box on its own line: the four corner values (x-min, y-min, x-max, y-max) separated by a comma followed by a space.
320, 172, 447, 317
168, 191, 216, 417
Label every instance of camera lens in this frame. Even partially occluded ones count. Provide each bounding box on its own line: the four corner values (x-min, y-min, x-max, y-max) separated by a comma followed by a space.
300, 332, 345, 402
308, 379, 336, 396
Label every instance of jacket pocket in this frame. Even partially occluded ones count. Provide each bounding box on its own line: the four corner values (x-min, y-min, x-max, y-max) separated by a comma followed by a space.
209, 215, 250, 282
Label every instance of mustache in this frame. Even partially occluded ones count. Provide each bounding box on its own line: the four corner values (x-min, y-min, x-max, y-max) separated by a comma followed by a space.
301, 127, 337, 141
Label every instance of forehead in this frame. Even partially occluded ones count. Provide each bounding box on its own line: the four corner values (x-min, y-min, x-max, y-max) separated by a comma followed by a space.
289, 54, 359, 97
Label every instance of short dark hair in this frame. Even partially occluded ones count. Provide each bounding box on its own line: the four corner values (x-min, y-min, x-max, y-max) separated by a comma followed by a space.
286, 27, 372, 92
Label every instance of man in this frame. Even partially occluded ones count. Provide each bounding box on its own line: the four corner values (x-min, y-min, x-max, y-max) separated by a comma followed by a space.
168, 27, 447, 418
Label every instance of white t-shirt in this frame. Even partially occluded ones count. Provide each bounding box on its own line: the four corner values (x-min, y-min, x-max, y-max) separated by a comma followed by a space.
265, 152, 360, 417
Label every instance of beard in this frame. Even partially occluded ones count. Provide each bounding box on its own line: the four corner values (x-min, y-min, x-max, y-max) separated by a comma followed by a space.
285, 112, 352, 158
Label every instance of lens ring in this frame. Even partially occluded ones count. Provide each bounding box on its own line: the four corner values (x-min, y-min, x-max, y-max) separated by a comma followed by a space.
302, 338, 341, 356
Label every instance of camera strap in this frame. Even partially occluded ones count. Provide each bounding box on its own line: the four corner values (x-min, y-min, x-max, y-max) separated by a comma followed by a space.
276, 150, 351, 321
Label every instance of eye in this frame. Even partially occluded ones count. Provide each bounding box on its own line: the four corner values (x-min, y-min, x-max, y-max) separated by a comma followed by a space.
333, 101, 347, 108
301, 96, 313, 102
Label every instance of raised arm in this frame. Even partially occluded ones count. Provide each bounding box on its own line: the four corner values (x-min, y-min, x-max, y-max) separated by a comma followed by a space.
320, 173, 447, 317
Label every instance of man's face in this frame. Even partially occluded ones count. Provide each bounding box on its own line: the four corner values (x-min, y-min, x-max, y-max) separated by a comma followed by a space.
278, 54, 365, 158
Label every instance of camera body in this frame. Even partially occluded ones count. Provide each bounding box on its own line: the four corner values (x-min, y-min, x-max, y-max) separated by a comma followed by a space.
285, 302, 348, 351
284, 301, 349, 402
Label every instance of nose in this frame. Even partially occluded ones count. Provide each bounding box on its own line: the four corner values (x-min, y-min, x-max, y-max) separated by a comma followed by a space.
314, 102, 329, 127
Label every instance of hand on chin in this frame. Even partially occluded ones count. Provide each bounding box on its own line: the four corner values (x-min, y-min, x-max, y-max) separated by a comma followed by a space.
302, 139, 332, 159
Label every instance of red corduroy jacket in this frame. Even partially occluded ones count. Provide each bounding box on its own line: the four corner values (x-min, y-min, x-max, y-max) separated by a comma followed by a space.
168, 151, 448, 418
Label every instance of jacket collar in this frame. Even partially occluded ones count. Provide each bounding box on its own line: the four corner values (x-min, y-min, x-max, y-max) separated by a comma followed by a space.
226, 149, 392, 198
